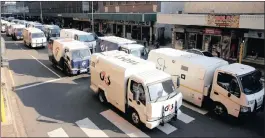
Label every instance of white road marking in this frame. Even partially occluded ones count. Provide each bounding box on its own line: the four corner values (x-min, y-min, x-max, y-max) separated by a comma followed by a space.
30, 55, 61, 78
100, 109, 150, 137
177, 110, 195, 124
15, 78, 61, 91
48, 128, 69, 137
75, 117, 109, 137
157, 123, 177, 135
182, 101, 208, 115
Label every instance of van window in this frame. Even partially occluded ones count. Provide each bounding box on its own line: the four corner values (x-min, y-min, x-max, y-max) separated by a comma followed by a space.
79, 34, 95, 42
50, 29, 60, 34
217, 72, 240, 98
15, 28, 23, 32
32, 33, 45, 38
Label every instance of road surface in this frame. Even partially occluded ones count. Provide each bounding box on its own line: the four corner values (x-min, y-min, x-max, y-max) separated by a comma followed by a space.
2, 34, 264, 137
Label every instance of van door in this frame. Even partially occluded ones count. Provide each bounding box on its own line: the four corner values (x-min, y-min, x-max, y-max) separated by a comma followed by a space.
211, 72, 241, 117
127, 78, 147, 123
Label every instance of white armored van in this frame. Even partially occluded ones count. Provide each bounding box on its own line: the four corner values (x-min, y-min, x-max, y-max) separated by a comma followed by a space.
60, 29, 97, 54
23, 27, 47, 48
48, 38, 91, 76
90, 50, 183, 129
148, 48, 264, 118
97, 36, 146, 59
11, 24, 25, 40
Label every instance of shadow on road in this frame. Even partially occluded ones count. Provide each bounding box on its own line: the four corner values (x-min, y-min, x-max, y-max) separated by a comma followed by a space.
9, 58, 66, 79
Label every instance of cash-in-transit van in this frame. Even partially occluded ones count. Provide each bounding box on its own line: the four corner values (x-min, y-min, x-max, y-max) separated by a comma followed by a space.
23, 27, 47, 48
90, 50, 183, 129
148, 48, 264, 118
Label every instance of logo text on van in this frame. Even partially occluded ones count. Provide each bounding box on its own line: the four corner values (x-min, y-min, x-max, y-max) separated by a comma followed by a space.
114, 55, 139, 65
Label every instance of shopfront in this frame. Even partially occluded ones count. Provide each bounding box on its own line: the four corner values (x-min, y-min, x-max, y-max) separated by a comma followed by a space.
102, 20, 152, 42
244, 30, 264, 59
185, 28, 203, 49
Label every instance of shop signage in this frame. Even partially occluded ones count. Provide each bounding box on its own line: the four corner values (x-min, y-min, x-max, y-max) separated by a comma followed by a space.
204, 28, 222, 35
206, 15, 240, 28
186, 28, 202, 33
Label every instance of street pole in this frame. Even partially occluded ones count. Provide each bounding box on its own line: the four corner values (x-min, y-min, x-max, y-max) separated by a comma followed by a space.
23, 1, 25, 20
39, 1, 43, 23
239, 40, 244, 64
91, 1, 94, 33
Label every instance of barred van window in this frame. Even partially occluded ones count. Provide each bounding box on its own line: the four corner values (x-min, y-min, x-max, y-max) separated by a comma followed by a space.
181, 65, 188, 71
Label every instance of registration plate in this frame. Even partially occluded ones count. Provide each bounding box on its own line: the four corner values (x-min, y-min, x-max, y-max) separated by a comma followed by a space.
80, 69, 87, 73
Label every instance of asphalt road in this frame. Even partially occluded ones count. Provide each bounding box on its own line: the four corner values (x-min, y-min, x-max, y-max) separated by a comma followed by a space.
2, 34, 264, 137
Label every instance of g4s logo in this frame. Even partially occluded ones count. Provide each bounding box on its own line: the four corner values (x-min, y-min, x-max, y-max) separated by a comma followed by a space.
100, 71, 111, 86
164, 104, 174, 112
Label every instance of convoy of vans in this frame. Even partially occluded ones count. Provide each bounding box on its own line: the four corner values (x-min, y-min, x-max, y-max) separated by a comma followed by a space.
60, 29, 97, 54
1, 17, 264, 129
90, 50, 182, 129
23, 28, 47, 48
148, 48, 264, 118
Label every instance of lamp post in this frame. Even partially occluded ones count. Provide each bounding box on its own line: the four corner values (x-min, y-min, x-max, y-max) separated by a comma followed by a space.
23, 1, 25, 20
40, 1, 43, 23
91, 1, 94, 33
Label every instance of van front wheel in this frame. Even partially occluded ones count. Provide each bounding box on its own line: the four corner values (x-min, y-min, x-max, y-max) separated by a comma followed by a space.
213, 102, 227, 117
131, 110, 141, 126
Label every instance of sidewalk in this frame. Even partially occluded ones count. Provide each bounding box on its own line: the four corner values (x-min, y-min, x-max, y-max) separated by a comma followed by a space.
1, 38, 27, 137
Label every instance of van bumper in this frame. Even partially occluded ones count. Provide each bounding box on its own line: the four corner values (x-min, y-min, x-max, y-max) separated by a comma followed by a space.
71, 68, 89, 75
145, 112, 177, 129
32, 42, 47, 47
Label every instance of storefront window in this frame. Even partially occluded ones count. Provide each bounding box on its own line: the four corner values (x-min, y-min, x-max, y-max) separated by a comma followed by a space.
132, 26, 141, 40
187, 33, 197, 49
176, 32, 185, 49
125, 25, 131, 39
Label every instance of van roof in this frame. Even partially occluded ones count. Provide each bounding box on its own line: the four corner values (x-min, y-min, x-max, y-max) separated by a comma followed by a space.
151, 48, 228, 68
24, 27, 43, 33
121, 44, 144, 50
62, 29, 93, 35
99, 36, 137, 45
45, 25, 59, 29
55, 38, 88, 50
12, 24, 25, 28
99, 50, 153, 69
218, 63, 255, 76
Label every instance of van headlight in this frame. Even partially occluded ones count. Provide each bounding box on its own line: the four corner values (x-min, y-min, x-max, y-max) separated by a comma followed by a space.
247, 100, 255, 105
240, 106, 251, 112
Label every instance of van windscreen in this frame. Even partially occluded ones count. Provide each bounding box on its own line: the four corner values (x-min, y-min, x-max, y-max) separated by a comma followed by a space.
32, 33, 45, 38
35, 25, 44, 30
16, 28, 23, 32
79, 34, 95, 42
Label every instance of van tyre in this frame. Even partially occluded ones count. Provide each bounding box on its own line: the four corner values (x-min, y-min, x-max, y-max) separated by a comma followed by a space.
131, 110, 141, 127
213, 102, 227, 117
98, 90, 107, 104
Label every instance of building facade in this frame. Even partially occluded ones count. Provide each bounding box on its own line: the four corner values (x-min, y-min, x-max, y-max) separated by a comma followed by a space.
157, 2, 264, 65
12, 1, 158, 44
1, 2, 17, 14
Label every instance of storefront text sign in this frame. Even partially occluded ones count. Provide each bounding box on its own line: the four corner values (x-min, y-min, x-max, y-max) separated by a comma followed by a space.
206, 15, 240, 28
204, 28, 222, 35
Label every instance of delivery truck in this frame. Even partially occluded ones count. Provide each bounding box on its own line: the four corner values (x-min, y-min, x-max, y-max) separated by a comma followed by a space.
97, 36, 147, 59
48, 38, 91, 76
148, 48, 264, 118
90, 50, 183, 129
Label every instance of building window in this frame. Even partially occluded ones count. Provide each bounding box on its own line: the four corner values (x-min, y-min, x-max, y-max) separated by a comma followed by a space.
109, 1, 114, 5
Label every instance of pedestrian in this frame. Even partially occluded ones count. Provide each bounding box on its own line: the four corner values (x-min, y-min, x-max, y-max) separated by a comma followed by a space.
230, 44, 236, 58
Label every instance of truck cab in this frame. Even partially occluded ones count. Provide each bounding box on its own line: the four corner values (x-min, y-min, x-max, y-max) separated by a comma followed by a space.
6, 22, 16, 36
210, 63, 264, 117
44, 25, 60, 40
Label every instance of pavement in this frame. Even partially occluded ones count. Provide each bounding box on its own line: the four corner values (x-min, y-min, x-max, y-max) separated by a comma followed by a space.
1, 34, 265, 137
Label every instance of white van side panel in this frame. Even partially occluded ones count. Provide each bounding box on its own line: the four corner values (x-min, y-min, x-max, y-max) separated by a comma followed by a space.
91, 55, 128, 113
148, 51, 206, 106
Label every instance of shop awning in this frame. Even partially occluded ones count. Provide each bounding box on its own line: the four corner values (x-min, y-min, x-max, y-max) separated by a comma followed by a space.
12, 13, 157, 22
